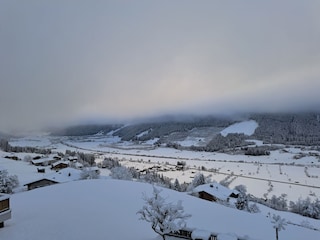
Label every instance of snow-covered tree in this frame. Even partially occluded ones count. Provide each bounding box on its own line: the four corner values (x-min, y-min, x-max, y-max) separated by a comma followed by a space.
172, 178, 181, 192
234, 184, 247, 194
271, 214, 286, 240
0, 169, 19, 193
235, 185, 248, 211
137, 186, 191, 240
110, 166, 133, 180
187, 172, 207, 191
235, 192, 248, 210
269, 194, 288, 211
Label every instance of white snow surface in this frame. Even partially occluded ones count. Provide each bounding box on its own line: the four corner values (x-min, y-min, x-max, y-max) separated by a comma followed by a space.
221, 120, 258, 137
1, 180, 319, 240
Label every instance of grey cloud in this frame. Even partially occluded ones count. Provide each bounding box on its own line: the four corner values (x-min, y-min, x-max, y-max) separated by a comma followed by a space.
0, 0, 320, 131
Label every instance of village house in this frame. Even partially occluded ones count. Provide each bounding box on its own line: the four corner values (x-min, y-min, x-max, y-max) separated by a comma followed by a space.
24, 178, 60, 191
51, 161, 69, 170
192, 182, 239, 202
0, 194, 11, 228
24, 167, 82, 191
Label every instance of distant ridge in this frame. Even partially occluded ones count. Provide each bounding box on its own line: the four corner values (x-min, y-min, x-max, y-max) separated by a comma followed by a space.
50, 112, 320, 146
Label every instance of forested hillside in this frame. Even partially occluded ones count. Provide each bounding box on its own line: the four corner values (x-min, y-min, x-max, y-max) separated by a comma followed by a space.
252, 113, 320, 145
50, 113, 320, 147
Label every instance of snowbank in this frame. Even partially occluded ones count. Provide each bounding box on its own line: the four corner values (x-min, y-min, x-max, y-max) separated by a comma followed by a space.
1, 180, 318, 240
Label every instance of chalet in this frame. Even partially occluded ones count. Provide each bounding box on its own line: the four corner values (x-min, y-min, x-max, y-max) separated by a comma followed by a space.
24, 178, 60, 191
0, 194, 11, 228
51, 161, 69, 170
193, 182, 239, 202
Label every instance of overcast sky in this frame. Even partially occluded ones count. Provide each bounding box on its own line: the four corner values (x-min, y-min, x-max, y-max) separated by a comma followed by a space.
1, 0, 320, 131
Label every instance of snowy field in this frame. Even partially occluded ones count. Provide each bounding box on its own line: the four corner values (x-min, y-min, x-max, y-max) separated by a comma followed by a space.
3, 120, 320, 203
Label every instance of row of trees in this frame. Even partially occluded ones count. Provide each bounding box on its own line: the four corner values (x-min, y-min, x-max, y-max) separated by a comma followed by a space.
250, 193, 320, 220
0, 139, 51, 154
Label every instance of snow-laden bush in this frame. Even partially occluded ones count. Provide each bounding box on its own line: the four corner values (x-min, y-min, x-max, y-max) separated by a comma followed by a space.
23, 155, 32, 163
80, 168, 100, 180
0, 169, 19, 193
110, 166, 133, 180
248, 203, 260, 213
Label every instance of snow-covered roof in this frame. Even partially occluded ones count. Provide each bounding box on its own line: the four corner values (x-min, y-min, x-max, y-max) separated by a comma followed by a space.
52, 160, 69, 167
217, 233, 238, 240
191, 229, 212, 240
31, 158, 57, 164
193, 182, 239, 201
0, 193, 10, 201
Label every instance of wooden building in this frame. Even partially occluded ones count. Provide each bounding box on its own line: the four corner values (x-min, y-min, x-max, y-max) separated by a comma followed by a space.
51, 161, 69, 170
24, 178, 60, 191
0, 194, 11, 228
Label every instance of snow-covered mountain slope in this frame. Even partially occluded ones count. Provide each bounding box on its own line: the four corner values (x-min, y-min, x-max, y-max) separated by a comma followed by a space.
220, 120, 258, 137
1, 180, 319, 240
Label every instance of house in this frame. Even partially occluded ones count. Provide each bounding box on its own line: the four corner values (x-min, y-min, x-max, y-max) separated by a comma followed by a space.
51, 161, 69, 170
165, 228, 217, 240
192, 182, 239, 202
166, 229, 239, 240
0, 194, 11, 228
24, 168, 82, 191
24, 178, 60, 191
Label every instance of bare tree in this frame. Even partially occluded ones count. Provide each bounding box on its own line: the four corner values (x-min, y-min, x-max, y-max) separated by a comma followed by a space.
137, 186, 191, 240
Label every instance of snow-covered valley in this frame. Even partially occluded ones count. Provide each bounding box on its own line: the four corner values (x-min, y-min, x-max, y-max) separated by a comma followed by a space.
1, 120, 320, 239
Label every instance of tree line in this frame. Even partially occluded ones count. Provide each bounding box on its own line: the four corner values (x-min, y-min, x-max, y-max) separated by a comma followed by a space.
0, 139, 51, 154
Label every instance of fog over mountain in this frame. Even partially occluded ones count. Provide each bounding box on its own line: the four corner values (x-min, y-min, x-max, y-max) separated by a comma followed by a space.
1, 0, 320, 132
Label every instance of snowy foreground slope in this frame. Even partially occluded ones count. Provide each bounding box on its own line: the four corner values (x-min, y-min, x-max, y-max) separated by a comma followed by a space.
1, 180, 320, 240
